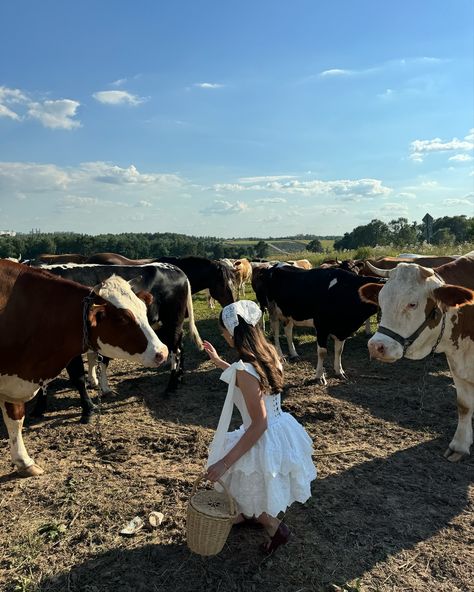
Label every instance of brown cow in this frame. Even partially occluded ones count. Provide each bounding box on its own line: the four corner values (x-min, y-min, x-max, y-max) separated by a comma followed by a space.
287, 259, 312, 269
0, 261, 168, 477
37, 253, 88, 264
234, 258, 253, 297
359, 255, 458, 276
361, 251, 474, 461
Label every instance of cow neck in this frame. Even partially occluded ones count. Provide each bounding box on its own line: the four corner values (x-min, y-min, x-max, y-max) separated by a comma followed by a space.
82, 289, 101, 353
377, 305, 446, 357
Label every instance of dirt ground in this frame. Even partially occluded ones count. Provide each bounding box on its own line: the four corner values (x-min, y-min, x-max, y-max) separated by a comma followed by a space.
0, 301, 473, 592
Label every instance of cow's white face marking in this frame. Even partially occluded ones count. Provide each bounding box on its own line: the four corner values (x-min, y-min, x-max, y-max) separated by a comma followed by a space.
369, 264, 443, 361
97, 276, 168, 365
328, 278, 338, 289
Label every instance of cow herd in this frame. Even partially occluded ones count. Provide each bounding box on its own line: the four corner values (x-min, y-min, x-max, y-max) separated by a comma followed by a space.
0, 250, 473, 477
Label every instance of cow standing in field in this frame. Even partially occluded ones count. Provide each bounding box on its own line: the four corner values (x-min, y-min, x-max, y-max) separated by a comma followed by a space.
234, 258, 253, 297
0, 260, 168, 476
360, 252, 474, 461
252, 264, 384, 384
37, 263, 202, 422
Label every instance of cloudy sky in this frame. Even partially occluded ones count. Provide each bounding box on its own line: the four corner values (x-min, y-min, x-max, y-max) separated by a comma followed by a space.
0, 0, 473, 237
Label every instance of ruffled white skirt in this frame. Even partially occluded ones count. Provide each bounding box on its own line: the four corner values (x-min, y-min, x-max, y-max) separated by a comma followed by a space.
219, 413, 317, 518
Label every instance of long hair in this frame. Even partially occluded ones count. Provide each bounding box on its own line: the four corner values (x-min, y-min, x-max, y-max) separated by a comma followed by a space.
219, 313, 284, 393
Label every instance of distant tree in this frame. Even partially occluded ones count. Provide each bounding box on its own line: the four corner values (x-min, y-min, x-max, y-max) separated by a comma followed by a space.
254, 240, 269, 258
388, 218, 421, 247
307, 238, 324, 253
432, 228, 455, 246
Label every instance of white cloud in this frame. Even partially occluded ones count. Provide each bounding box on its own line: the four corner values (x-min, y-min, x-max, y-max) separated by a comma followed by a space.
200, 200, 248, 215
319, 69, 353, 77
443, 198, 473, 206
28, 99, 81, 130
111, 78, 127, 87
79, 162, 183, 186
238, 175, 296, 183
409, 129, 474, 162
135, 200, 152, 207
255, 197, 287, 204
318, 57, 445, 80
93, 90, 146, 106
193, 82, 223, 89
448, 153, 473, 162
381, 203, 409, 213
213, 177, 392, 199
0, 86, 80, 129
0, 104, 20, 120
397, 192, 417, 200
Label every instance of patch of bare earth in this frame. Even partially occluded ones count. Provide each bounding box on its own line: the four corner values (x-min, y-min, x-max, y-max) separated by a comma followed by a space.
1, 331, 473, 592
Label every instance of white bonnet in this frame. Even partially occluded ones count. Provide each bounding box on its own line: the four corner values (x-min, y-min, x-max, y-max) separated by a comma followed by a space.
221, 300, 262, 336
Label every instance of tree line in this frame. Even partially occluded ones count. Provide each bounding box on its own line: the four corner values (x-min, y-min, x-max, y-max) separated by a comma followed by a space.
0, 231, 278, 260
0, 215, 472, 260
334, 216, 474, 250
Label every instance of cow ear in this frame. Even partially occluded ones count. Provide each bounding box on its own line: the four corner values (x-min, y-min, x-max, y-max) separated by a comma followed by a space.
359, 283, 383, 305
136, 290, 154, 307
88, 303, 107, 327
433, 285, 474, 309
128, 275, 143, 292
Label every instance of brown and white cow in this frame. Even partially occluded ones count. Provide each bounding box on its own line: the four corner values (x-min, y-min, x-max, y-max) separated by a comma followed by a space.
287, 259, 312, 270
0, 260, 168, 477
359, 255, 474, 462
234, 258, 253, 297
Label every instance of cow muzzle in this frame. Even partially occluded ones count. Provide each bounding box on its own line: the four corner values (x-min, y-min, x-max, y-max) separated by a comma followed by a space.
368, 334, 402, 362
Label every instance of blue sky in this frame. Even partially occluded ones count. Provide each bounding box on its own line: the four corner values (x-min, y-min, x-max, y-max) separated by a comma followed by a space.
0, 0, 473, 237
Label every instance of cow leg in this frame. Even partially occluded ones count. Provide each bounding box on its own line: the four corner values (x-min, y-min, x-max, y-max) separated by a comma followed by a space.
206, 290, 216, 309
165, 351, 180, 393
333, 337, 347, 379
283, 320, 299, 360
66, 356, 96, 424
315, 331, 328, 385
444, 375, 474, 462
87, 351, 99, 388
0, 401, 44, 476
30, 386, 48, 418
270, 316, 284, 358
87, 352, 112, 394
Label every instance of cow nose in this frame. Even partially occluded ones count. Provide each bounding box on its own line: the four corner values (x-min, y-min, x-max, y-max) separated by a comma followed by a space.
369, 340, 385, 358
155, 351, 167, 365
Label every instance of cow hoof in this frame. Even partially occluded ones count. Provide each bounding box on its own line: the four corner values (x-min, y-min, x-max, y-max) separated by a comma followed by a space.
80, 414, 94, 424
317, 375, 327, 386
335, 372, 348, 381
18, 464, 44, 477
289, 356, 300, 363
444, 448, 465, 463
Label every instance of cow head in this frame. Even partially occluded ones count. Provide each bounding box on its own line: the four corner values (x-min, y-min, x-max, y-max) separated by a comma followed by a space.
211, 261, 237, 306
87, 275, 168, 366
360, 263, 474, 362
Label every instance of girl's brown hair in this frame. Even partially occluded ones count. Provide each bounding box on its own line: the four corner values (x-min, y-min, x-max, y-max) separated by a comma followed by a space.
219, 313, 284, 393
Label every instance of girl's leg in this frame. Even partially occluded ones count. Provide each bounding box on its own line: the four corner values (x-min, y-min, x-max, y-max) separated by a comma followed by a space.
257, 512, 291, 553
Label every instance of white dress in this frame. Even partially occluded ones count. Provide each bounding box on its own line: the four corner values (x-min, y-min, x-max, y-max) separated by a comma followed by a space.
207, 360, 317, 518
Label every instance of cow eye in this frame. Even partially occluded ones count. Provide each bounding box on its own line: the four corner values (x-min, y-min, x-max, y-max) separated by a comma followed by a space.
407, 302, 417, 310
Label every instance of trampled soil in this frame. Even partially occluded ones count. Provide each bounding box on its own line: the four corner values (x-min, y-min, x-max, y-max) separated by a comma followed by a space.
1, 310, 473, 592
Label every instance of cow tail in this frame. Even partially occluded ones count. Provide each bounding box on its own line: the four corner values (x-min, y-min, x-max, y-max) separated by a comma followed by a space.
185, 278, 203, 350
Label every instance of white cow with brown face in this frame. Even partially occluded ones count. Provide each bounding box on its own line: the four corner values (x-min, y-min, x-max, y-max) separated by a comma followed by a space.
359, 262, 474, 462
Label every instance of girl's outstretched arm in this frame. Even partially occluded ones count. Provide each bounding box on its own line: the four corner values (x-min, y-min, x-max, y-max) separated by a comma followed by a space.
202, 340, 230, 370
206, 370, 267, 482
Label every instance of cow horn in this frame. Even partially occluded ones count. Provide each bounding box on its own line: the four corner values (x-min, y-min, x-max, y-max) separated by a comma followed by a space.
92, 281, 105, 295
418, 265, 435, 279
366, 261, 391, 278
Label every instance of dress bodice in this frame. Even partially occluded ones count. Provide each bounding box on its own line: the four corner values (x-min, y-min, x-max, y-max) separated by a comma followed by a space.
220, 361, 283, 429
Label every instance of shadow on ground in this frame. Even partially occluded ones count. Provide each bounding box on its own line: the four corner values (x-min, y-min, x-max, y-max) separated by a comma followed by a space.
30, 438, 472, 592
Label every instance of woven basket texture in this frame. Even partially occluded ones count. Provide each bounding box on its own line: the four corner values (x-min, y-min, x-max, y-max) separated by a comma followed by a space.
186, 476, 237, 556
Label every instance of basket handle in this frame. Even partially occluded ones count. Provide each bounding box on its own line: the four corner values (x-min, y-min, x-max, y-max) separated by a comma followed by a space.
191, 473, 237, 517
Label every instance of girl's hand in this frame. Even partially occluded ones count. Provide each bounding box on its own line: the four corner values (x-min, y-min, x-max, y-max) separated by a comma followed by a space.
203, 340, 220, 364
206, 459, 229, 482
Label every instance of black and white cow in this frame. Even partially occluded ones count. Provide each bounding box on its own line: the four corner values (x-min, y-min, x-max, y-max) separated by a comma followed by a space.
34, 263, 202, 422
253, 264, 384, 384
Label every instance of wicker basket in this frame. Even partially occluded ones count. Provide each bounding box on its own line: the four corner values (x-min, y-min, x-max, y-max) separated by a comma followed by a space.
186, 474, 238, 556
